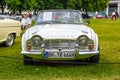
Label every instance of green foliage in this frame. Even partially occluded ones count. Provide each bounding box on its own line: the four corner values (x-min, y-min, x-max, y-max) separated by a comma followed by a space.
0, 0, 6, 14
5, 0, 37, 14
5, 0, 21, 12
80, 0, 109, 12
0, 0, 109, 14
89, 0, 109, 11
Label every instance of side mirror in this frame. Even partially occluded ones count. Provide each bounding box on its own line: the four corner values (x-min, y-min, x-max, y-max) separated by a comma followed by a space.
86, 19, 90, 25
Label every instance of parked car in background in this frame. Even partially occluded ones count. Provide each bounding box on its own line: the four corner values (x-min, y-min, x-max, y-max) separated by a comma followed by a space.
9, 15, 22, 21
82, 12, 90, 19
21, 10, 100, 65
0, 14, 22, 21
31, 15, 38, 20
96, 11, 107, 19
87, 12, 95, 18
0, 17, 21, 46
0, 15, 10, 18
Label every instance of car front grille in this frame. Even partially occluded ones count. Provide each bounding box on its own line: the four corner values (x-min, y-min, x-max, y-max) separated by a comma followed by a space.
44, 40, 76, 51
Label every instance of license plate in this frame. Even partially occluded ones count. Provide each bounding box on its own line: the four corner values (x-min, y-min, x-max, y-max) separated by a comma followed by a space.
45, 52, 75, 58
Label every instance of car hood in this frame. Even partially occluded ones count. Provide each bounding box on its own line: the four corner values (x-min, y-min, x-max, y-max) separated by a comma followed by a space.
27, 24, 93, 40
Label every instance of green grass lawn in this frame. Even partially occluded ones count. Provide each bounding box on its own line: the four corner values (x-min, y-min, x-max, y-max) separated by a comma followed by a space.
0, 19, 120, 80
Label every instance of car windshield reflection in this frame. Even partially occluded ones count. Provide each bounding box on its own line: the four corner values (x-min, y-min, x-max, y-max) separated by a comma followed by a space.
36, 11, 83, 24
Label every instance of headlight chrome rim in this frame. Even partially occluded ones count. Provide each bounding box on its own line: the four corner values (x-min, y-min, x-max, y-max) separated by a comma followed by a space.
31, 35, 42, 50
78, 35, 94, 50
78, 35, 89, 46
26, 35, 43, 51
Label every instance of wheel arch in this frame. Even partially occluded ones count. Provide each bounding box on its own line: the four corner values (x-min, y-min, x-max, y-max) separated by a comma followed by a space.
5, 32, 16, 40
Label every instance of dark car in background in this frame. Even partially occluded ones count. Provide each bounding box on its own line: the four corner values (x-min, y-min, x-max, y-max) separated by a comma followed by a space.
82, 11, 108, 19
87, 12, 95, 18
82, 12, 90, 19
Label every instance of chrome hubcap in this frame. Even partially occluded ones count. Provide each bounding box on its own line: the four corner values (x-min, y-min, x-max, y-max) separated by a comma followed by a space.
7, 34, 14, 45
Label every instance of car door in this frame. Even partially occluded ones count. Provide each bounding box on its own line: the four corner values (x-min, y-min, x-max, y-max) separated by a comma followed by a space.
0, 17, 7, 41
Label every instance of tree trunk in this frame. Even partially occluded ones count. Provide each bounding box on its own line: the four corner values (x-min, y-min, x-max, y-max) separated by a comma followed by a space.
62, 0, 67, 9
1, 7, 4, 14
0, 4, 5, 14
19, 9, 22, 15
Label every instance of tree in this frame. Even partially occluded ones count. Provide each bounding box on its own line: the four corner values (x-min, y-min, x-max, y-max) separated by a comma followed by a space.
76, 0, 109, 15
86, 0, 109, 12
3, 0, 109, 14
0, 0, 6, 14
6, 0, 36, 14
6, 0, 21, 14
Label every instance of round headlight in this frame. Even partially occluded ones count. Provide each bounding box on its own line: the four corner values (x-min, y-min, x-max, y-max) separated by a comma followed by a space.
78, 36, 89, 46
31, 36, 42, 50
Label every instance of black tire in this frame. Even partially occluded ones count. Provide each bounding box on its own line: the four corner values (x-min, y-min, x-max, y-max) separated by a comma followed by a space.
88, 46, 100, 64
4, 33, 15, 47
89, 54, 100, 63
23, 55, 33, 65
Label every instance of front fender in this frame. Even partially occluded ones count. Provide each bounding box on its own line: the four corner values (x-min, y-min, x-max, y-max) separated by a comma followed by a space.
22, 34, 26, 51
94, 33, 99, 51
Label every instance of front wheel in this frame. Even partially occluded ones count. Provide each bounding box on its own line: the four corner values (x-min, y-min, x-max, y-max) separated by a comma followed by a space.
23, 55, 33, 65
89, 54, 100, 63
4, 33, 15, 47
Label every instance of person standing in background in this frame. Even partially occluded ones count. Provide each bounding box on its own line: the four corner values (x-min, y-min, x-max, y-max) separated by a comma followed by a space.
111, 11, 116, 21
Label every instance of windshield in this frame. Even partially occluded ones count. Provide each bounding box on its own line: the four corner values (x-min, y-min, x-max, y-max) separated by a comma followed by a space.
36, 10, 83, 24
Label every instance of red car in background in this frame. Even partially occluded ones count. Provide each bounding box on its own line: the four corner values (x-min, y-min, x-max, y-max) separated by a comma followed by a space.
96, 11, 108, 19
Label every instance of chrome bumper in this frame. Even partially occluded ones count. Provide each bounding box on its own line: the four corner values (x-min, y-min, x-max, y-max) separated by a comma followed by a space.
78, 51, 99, 59
21, 51, 42, 54
21, 50, 99, 59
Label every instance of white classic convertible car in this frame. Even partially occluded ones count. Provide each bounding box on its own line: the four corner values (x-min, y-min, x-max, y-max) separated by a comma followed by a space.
21, 10, 100, 65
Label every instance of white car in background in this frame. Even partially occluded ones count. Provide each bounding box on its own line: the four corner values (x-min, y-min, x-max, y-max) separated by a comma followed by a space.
21, 10, 100, 65
0, 17, 21, 46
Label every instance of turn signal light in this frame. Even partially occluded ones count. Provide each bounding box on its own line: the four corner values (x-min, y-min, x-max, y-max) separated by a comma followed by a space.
26, 40, 32, 51
88, 44, 94, 50
27, 45, 32, 51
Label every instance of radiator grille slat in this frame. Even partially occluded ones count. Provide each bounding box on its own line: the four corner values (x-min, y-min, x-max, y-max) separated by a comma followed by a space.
44, 40, 76, 50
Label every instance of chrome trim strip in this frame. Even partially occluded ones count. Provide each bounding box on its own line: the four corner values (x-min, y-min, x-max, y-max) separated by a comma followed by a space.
21, 51, 42, 54
79, 51, 99, 55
